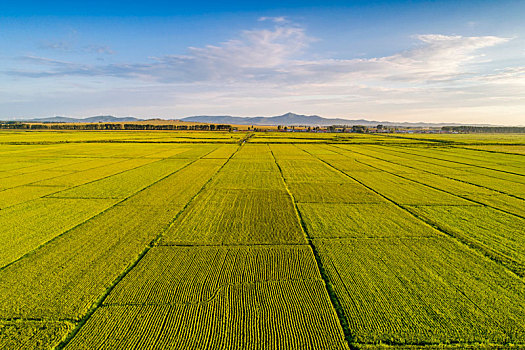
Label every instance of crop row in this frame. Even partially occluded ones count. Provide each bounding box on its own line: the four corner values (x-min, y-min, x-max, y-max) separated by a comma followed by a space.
314, 237, 525, 344
0, 156, 226, 320
50, 158, 193, 199
105, 245, 319, 305
271, 145, 525, 346
66, 280, 349, 350
160, 188, 306, 245
66, 244, 346, 348
319, 145, 525, 275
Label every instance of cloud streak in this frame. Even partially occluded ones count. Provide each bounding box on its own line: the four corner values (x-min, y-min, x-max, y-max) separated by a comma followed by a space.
2, 20, 522, 124
8, 26, 510, 86
258, 16, 288, 23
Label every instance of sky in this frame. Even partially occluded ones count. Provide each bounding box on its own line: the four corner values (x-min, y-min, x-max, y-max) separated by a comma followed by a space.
1, 0, 524, 125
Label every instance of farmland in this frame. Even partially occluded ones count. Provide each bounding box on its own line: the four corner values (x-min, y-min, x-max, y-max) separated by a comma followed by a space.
0, 130, 524, 349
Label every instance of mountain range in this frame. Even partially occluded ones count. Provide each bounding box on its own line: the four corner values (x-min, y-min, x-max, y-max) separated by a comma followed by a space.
182, 113, 498, 127
3, 113, 501, 127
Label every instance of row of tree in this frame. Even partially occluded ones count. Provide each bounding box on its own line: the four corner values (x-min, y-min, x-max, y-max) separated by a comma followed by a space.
441, 126, 525, 133
0, 122, 232, 131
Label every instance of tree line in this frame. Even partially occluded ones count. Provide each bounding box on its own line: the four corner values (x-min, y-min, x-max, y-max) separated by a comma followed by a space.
0, 122, 232, 131
441, 126, 525, 133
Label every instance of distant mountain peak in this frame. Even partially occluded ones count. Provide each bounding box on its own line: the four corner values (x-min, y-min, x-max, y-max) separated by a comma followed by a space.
180, 113, 496, 127
181, 113, 358, 126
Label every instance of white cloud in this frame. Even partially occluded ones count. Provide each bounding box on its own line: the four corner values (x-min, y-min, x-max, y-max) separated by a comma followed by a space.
10, 28, 510, 85
470, 66, 525, 83
2, 21, 522, 124
258, 16, 288, 23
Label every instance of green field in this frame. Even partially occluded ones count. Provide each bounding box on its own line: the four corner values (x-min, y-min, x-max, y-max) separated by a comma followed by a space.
0, 130, 524, 349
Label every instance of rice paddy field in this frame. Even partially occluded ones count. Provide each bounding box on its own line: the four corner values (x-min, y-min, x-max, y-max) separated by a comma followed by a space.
1, 130, 524, 349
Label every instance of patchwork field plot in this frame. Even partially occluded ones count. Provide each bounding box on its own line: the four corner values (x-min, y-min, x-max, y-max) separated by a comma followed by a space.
298, 203, 439, 239
314, 237, 525, 344
287, 182, 385, 203
66, 246, 348, 349
161, 188, 306, 245
1, 131, 524, 349
49, 159, 193, 199
405, 205, 525, 276
104, 245, 319, 304
66, 284, 348, 350
0, 197, 118, 268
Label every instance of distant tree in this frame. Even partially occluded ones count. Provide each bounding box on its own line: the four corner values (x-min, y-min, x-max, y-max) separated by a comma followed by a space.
352, 125, 368, 133
441, 126, 525, 133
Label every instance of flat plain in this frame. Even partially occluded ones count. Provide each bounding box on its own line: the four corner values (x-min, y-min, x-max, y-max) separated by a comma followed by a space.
0, 130, 524, 349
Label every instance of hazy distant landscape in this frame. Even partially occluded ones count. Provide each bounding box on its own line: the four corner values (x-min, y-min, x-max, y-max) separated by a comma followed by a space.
4, 112, 517, 127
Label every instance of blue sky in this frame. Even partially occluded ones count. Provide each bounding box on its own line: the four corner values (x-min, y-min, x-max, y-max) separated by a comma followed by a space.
1, 1, 524, 124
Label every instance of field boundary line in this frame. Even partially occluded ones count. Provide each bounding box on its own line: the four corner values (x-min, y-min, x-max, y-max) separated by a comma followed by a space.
239, 132, 254, 144
0, 149, 215, 273
302, 145, 524, 279
385, 144, 525, 177
158, 243, 310, 247
345, 144, 525, 199
458, 145, 525, 157
0, 145, 179, 194
56, 144, 241, 349
355, 158, 525, 219
330, 144, 525, 217
299, 146, 514, 340
269, 144, 356, 350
